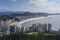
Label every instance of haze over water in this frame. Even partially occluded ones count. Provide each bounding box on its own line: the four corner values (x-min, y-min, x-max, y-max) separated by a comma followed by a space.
19, 15, 60, 31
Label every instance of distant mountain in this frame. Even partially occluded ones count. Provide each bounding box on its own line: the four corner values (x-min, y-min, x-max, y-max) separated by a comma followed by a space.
0, 11, 60, 16
0, 11, 49, 17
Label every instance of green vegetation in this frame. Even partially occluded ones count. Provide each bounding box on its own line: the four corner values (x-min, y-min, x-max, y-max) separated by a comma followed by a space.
1, 32, 60, 40
0, 15, 14, 21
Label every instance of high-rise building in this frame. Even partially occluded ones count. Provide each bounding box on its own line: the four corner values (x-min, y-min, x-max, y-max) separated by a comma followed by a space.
48, 23, 52, 32
37, 23, 44, 32
32, 24, 37, 31
43, 24, 47, 32
10, 26, 15, 33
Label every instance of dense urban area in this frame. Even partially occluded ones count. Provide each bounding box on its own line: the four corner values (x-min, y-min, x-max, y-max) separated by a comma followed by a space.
0, 12, 60, 40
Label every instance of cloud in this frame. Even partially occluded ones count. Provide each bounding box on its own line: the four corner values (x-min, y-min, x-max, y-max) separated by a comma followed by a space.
9, 0, 17, 2
47, 1, 60, 13
27, 0, 60, 13
0, 8, 2, 10
0, 7, 13, 12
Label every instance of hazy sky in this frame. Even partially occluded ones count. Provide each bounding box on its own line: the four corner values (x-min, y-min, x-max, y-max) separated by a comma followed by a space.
0, 0, 60, 13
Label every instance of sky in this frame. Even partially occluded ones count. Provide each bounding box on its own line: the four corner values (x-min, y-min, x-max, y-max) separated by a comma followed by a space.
0, 0, 60, 13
